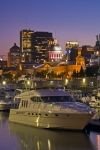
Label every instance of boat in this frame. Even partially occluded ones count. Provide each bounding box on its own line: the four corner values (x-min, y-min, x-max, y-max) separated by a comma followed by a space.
0, 86, 15, 111
0, 100, 11, 111
9, 88, 94, 130
89, 89, 100, 109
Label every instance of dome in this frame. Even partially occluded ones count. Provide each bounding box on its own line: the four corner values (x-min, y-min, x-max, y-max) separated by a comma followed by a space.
49, 44, 62, 51
10, 43, 20, 52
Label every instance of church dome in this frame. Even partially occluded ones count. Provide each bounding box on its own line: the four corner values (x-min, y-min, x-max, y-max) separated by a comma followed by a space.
10, 43, 20, 53
49, 44, 62, 51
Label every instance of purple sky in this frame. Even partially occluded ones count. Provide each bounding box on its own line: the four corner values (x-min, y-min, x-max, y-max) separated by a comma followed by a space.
1, 0, 100, 55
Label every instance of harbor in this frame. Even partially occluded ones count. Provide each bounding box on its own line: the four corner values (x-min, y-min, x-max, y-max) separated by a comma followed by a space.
0, 78, 99, 150
1, 0, 100, 149
0, 111, 99, 150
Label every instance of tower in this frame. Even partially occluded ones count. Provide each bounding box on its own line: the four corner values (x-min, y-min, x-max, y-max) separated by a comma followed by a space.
20, 29, 34, 63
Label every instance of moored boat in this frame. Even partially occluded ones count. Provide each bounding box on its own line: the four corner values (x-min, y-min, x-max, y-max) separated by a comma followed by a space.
9, 88, 94, 130
0, 100, 11, 111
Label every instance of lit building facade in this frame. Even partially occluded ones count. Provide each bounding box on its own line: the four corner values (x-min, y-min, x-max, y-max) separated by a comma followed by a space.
85, 35, 100, 66
20, 29, 34, 63
20, 30, 54, 64
81, 45, 94, 64
32, 31, 54, 64
0, 59, 7, 69
8, 43, 21, 67
66, 41, 79, 49
76, 52, 85, 67
48, 40, 63, 62
65, 41, 79, 64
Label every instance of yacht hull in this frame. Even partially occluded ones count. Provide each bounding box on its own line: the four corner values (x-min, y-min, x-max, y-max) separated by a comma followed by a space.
9, 110, 92, 130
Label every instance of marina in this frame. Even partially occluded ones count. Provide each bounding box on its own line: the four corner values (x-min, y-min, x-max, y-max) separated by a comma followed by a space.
1, 0, 100, 149
0, 79, 100, 150
0, 111, 99, 150
0, 79, 99, 150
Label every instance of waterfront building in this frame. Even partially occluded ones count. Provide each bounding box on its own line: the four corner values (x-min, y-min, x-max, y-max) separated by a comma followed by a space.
32, 31, 54, 64
88, 35, 100, 66
34, 61, 83, 79
81, 45, 94, 64
20, 29, 34, 63
8, 43, 21, 67
65, 41, 79, 64
0, 59, 7, 69
20, 29, 54, 64
48, 39, 63, 62
76, 49, 85, 68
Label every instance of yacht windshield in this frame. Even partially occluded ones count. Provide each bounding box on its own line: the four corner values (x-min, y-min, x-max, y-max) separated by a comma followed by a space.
31, 96, 74, 103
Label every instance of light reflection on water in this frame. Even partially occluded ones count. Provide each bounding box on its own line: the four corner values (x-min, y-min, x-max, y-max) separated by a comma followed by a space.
90, 132, 100, 150
0, 112, 98, 150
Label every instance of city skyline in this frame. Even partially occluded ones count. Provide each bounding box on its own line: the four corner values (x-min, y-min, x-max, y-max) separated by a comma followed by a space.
1, 0, 100, 55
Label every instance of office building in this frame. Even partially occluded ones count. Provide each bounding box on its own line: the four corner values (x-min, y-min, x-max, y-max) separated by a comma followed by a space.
65, 41, 79, 64
32, 31, 54, 64
20, 29, 34, 62
20, 30, 54, 64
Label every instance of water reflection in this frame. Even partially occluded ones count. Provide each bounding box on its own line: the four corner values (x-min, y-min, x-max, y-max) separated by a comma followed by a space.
9, 123, 95, 150
0, 111, 9, 126
0, 112, 96, 150
90, 132, 100, 150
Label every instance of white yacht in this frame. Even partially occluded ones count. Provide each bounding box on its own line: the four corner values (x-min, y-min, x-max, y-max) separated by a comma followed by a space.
9, 88, 94, 130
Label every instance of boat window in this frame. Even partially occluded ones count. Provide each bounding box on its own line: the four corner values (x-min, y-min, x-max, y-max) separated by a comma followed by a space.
21, 100, 24, 107
31, 96, 74, 103
31, 97, 42, 102
14, 98, 21, 102
98, 97, 100, 100
25, 101, 28, 107
44, 96, 74, 102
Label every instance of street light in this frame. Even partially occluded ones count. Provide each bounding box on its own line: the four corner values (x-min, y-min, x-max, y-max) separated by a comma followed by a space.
64, 79, 69, 90
2, 80, 6, 86
65, 79, 69, 85
82, 78, 87, 95
24, 80, 31, 90
82, 78, 86, 84
27, 80, 31, 86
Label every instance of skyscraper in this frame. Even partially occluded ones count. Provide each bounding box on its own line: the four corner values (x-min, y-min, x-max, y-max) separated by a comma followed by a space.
32, 31, 53, 64
20, 29, 55, 64
65, 41, 79, 64
20, 29, 34, 62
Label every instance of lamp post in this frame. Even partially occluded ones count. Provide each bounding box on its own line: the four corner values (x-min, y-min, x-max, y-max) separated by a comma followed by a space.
2, 80, 7, 86
82, 77, 87, 96
64, 78, 69, 90
24, 79, 31, 90
82, 78, 86, 85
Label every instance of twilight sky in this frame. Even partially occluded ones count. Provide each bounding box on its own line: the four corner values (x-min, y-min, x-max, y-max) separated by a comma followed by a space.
0, 0, 100, 55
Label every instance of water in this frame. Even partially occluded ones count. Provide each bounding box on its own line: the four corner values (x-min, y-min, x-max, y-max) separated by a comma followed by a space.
0, 112, 99, 150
